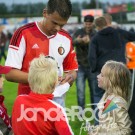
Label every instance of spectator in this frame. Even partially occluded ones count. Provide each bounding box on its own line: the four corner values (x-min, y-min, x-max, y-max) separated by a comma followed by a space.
103, 14, 135, 61
72, 15, 96, 114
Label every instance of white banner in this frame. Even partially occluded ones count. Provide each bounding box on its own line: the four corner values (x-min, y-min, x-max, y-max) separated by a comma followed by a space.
127, 12, 135, 21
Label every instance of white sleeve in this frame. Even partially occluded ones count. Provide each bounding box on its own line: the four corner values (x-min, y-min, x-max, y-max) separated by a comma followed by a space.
5, 36, 26, 69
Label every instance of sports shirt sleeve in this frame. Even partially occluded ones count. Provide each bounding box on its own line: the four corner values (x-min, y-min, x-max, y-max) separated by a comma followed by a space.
63, 39, 78, 72
5, 28, 26, 69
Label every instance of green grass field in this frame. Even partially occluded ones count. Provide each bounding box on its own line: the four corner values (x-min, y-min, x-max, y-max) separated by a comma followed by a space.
1, 58, 92, 135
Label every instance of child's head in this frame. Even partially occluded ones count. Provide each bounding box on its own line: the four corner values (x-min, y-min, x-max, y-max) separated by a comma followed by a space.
28, 54, 58, 94
97, 60, 131, 100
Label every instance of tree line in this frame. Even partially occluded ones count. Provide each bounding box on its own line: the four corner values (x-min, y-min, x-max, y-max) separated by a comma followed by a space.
0, 0, 102, 17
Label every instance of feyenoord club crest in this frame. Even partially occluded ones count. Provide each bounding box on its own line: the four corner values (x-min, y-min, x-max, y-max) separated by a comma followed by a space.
58, 46, 65, 55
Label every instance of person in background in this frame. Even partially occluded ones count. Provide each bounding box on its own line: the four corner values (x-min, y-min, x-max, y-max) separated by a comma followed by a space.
0, 65, 12, 135
103, 13, 112, 27
72, 15, 96, 115
88, 60, 132, 135
125, 42, 135, 135
103, 13, 135, 63
5, 0, 78, 107
12, 54, 73, 135
0, 26, 7, 63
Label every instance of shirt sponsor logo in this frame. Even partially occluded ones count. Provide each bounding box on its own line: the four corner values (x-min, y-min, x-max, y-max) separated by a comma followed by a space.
32, 44, 39, 49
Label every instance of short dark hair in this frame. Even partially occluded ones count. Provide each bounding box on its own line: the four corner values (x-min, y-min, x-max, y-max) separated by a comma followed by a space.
47, 0, 72, 19
84, 15, 94, 22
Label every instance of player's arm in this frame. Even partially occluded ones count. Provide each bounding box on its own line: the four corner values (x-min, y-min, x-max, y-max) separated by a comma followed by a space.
5, 68, 28, 84
5, 27, 27, 83
60, 34, 78, 86
60, 70, 77, 86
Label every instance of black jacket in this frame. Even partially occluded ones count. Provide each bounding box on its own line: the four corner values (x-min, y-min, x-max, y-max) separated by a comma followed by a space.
72, 28, 96, 67
88, 27, 135, 73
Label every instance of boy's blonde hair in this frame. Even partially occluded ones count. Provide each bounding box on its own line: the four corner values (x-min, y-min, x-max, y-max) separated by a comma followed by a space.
103, 60, 131, 101
28, 54, 58, 94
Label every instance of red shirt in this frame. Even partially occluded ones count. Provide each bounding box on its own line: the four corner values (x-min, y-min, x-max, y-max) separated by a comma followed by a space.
12, 92, 74, 135
5, 22, 78, 95
0, 95, 12, 130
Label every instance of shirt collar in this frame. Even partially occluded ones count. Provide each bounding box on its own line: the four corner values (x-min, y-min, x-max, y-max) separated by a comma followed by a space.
29, 91, 54, 100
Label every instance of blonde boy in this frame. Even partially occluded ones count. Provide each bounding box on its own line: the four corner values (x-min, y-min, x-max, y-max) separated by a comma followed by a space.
12, 54, 73, 135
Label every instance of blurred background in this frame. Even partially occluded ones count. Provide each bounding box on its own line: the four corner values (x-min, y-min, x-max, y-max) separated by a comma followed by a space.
0, 0, 135, 36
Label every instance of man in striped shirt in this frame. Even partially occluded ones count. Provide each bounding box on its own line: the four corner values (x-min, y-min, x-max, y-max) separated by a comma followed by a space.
5, 0, 78, 107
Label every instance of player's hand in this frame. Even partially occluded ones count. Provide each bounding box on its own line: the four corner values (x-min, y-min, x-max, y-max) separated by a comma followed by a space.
59, 74, 74, 86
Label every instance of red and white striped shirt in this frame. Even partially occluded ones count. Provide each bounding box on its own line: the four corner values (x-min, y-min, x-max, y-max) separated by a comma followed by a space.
5, 22, 78, 95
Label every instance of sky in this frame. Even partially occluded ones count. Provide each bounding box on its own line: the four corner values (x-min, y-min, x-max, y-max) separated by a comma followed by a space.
0, 0, 134, 5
